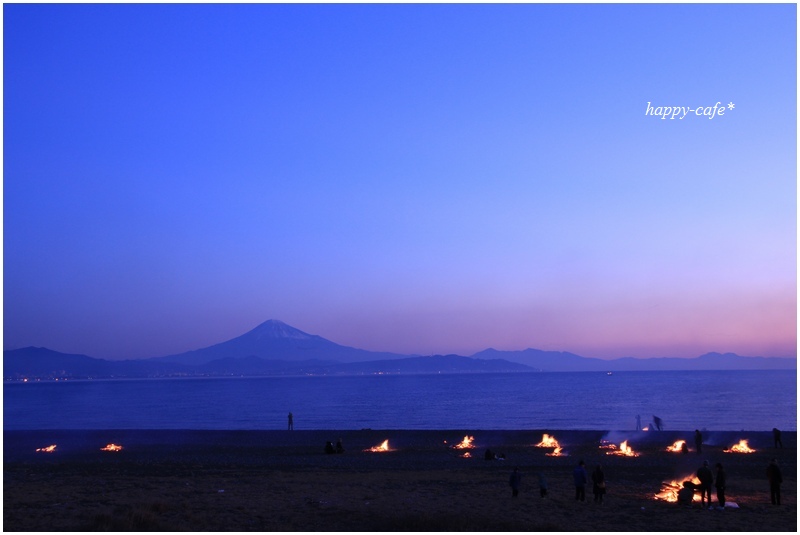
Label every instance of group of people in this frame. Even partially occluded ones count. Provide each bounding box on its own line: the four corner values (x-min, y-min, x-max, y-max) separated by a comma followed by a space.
509, 456, 785, 508
509, 461, 606, 504
324, 439, 346, 454
509, 467, 549, 499
693, 460, 726, 508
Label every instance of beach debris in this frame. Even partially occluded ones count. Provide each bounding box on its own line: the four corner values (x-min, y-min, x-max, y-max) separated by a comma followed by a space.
534, 433, 566, 456
100, 443, 123, 452
654, 474, 701, 503
603, 440, 638, 457
723, 439, 756, 453
364, 439, 392, 452
35, 445, 57, 453
666, 440, 686, 452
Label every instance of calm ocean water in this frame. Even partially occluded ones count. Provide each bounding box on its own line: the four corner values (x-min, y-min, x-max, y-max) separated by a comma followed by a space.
3, 370, 796, 432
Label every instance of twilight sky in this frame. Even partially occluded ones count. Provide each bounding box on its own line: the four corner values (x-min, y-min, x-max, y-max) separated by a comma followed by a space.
4, 3, 797, 361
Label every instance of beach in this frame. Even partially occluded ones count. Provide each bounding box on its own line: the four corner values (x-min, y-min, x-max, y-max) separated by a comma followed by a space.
3, 429, 795, 532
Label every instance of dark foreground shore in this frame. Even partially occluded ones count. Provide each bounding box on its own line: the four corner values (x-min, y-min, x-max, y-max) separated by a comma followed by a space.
4, 429, 796, 531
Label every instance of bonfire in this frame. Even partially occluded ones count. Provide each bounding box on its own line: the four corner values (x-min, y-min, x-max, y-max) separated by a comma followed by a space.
666, 440, 686, 452
654, 474, 701, 502
724, 440, 756, 453
535, 433, 566, 456
451, 435, 475, 450
364, 439, 392, 452
101, 443, 123, 452
604, 440, 638, 457
535, 434, 560, 448
36, 445, 57, 453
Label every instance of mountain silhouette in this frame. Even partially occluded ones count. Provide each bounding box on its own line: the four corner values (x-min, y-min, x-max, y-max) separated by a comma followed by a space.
152, 319, 411, 365
4, 320, 795, 380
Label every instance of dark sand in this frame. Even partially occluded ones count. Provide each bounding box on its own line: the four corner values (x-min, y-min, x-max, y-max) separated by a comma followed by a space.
4, 429, 796, 532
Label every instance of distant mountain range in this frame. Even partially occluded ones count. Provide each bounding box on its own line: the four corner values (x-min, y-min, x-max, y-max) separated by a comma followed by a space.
3, 319, 796, 380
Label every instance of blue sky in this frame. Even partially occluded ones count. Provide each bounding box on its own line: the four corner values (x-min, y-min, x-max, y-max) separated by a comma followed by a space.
4, 4, 796, 360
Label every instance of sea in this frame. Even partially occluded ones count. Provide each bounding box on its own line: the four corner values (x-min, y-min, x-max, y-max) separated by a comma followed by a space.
3, 370, 796, 432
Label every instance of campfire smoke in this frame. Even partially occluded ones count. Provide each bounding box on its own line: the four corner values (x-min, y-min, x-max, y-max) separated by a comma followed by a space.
723, 439, 756, 453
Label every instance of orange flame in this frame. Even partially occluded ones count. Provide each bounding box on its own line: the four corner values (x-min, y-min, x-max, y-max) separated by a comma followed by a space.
666, 440, 686, 452
461, 451, 472, 458
535, 434, 565, 456
452, 435, 475, 449
365, 439, 391, 452
36, 445, 57, 453
654, 474, 701, 502
535, 434, 560, 448
101, 443, 123, 452
723, 439, 756, 453
605, 440, 638, 457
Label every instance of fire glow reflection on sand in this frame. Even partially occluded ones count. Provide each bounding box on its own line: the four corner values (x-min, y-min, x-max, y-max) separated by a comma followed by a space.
723, 439, 756, 453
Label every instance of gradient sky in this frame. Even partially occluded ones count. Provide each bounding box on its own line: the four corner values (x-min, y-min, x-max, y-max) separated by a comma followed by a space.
4, 4, 797, 361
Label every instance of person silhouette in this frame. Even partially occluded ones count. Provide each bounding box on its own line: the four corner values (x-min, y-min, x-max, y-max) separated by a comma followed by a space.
653, 416, 663, 431
773, 428, 783, 448
696, 460, 714, 508
509, 467, 522, 498
767, 458, 783, 505
573, 460, 588, 501
694, 429, 703, 454
636, 415, 641, 431
288, 412, 294, 431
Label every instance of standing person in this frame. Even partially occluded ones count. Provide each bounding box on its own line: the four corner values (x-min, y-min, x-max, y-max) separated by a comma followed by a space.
767, 458, 783, 505
694, 429, 703, 454
537, 472, 548, 498
773, 428, 783, 448
573, 460, 588, 502
288, 412, 293, 431
696, 460, 714, 508
653, 416, 663, 431
591, 464, 606, 504
714, 463, 726, 508
509, 467, 522, 498
636, 415, 641, 431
